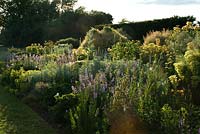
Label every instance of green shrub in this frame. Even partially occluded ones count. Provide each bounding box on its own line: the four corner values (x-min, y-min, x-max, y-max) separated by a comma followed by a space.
53, 44, 72, 55
111, 74, 132, 111
174, 43, 200, 105
9, 68, 40, 96
25, 41, 56, 55
140, 43, 169, 66
69, 88, 109, 134
77, 27, 128, 57
79, 59, 105, 76
109, 41, 141, 60
26, 44, 45, 55
160, 104, 179, 133
160, 104, 200, 133
1, 68, 12, 86
51, 93, 78, 124
187, 105, 200, 133
167, 22, 199, 55
56, 37, 79, 48
8, 47, 24, 55
144, 30, 171, 46
130, 63, 169, 129
0, 61, 5, 74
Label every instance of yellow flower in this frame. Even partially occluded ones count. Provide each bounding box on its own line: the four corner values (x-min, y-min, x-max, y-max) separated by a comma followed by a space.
169, 75, 178, 87
177, 89, 184, 96
173, 27, 180, 32
186, 21, 192, 26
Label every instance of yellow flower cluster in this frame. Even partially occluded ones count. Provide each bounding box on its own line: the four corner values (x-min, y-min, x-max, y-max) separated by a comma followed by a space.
173, 21, 200, 32
140, 43, 168, 55
171, 89, 184, 96
168, 75, 178, 87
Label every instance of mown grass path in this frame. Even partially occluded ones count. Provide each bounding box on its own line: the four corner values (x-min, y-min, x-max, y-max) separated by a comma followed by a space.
0, 87, 57, 134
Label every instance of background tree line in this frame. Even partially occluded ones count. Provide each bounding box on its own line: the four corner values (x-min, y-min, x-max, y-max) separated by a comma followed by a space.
0, 0, 113, 47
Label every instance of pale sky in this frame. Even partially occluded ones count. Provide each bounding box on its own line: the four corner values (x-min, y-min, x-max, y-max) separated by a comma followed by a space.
75, 0, 200, 23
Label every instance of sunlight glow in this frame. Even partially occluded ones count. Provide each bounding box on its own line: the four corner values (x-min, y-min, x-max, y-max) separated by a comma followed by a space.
76, 0, 200, 23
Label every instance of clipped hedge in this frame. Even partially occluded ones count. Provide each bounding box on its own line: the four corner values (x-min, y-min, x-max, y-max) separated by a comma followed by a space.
96, 16, 195, 41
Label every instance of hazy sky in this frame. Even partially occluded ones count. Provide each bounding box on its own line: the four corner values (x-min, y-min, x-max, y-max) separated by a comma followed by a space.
76, 0, 200, 23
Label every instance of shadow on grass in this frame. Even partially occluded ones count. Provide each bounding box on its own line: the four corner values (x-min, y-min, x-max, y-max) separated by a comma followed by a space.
0, 88, 57, 134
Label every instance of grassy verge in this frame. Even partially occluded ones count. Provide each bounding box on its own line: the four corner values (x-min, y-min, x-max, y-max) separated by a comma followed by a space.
0, 46, 10, 61
0, 87, 57, 134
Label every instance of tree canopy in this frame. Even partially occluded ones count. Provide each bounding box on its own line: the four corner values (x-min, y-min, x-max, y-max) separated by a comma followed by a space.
0, 0, 58, 47
0, 0, 113, 47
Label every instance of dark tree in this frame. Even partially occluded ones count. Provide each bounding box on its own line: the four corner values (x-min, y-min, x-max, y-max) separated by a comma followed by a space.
52, 0, 77, 11
0, 0, 7, 27
0, 0, 58, 47
0, 0, 113, 47
44, 9, 113, 42
90, 10, 113, 24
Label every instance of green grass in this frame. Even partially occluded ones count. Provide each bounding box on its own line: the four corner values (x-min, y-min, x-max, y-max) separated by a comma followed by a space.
0, 47, 10, 61
0, 87, 57, 134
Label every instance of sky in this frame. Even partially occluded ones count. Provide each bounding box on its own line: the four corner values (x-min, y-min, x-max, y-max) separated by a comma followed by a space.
75, 0, 200, 23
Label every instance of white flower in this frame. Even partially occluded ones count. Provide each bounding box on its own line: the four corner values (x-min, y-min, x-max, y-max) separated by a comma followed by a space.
55, 93, 59, 97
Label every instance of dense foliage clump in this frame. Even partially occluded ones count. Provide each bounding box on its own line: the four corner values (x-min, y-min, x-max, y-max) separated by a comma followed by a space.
76, 27, 128, 59
144, 30, 171, 45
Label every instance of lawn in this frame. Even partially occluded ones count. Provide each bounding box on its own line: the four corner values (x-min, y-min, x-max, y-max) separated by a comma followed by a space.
0, 46, 10, 61
0, 87, 57, 134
